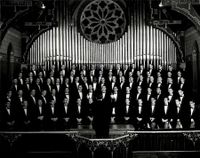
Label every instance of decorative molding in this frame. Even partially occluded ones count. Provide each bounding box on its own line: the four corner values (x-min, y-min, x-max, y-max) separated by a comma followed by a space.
0, 133, 22, 147
66, 132, 138, 152
183, 132, 200, 147
0, 8, 30, 46
161, 0, 200, 32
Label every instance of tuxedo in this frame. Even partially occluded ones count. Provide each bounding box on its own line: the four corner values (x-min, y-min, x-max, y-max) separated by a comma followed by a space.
177, 82, 188, 92
31, 69, 37, 78
44, 103, 59, 130
167, 95, 176, 109
86, 91, 96, 118
144, 93, 153, 108
0, 106, 16, 130
40, 95, 48, 106
133, 92, 144, 107
123, 68, 129, 78
18, 78, 24, 86
110, 92, 123, 123
34, 83, 42, 96
14, 96, 25, 112
70, 101, 89, 127
44, 84, 52, 96
16, 106, 33, 130
155, 93, 164, 109
171, 105, 185, 129
146, 82, 156, 90
185, 106, 200, 129
133, 105, 146, 130
88, 75, 94, 84
59, 102, 73, 129
118, 81, 126, 94
29, 95, 37, 107
159, 104, 173, 129
146, 104, 159, 129
42, 69, 47, 79
23, 83, 31, 98
148, 69, 156, 77
39, 77, 44, 86
122, 102, 134, 124
82, 82, 89, 94
128, 82, 135, 92
33, 104, 45, 130
11, 84, 19, 97
48, 94, 57, 104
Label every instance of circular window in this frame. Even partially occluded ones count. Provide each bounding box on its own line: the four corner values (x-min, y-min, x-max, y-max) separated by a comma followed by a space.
80, 0, 126, 44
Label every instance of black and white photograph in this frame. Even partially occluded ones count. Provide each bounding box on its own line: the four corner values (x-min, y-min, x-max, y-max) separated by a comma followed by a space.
0, 0, 200, 157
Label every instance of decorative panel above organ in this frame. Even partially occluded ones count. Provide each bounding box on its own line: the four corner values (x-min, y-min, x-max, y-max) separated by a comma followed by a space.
80, 0, 126, 44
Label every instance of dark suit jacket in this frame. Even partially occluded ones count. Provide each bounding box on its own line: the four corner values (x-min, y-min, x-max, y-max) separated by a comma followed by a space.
16, 106, 34, 129
0, 107, 16, 130
93, 92, 111, 129
171, 105, 186, 128
185, 106, 200, 129
146, 104, 160, 124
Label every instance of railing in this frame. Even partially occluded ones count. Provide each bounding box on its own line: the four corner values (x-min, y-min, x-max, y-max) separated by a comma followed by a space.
0, 130, 200, 158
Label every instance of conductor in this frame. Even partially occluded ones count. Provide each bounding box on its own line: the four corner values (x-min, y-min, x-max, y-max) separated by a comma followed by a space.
93, 86, 111, 138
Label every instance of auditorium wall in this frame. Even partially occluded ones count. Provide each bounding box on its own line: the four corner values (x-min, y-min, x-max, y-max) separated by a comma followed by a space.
0, 27, 22, 97
184, 26, 200, 97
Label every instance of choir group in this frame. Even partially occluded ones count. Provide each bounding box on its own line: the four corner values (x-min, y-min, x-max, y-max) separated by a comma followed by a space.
0, 63, 199, 131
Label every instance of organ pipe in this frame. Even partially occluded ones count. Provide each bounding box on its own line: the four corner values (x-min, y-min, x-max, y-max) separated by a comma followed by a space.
28, 0, 178, 70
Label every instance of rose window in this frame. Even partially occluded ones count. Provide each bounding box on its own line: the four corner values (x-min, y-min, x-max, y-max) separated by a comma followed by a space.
80, 0, 126, 44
